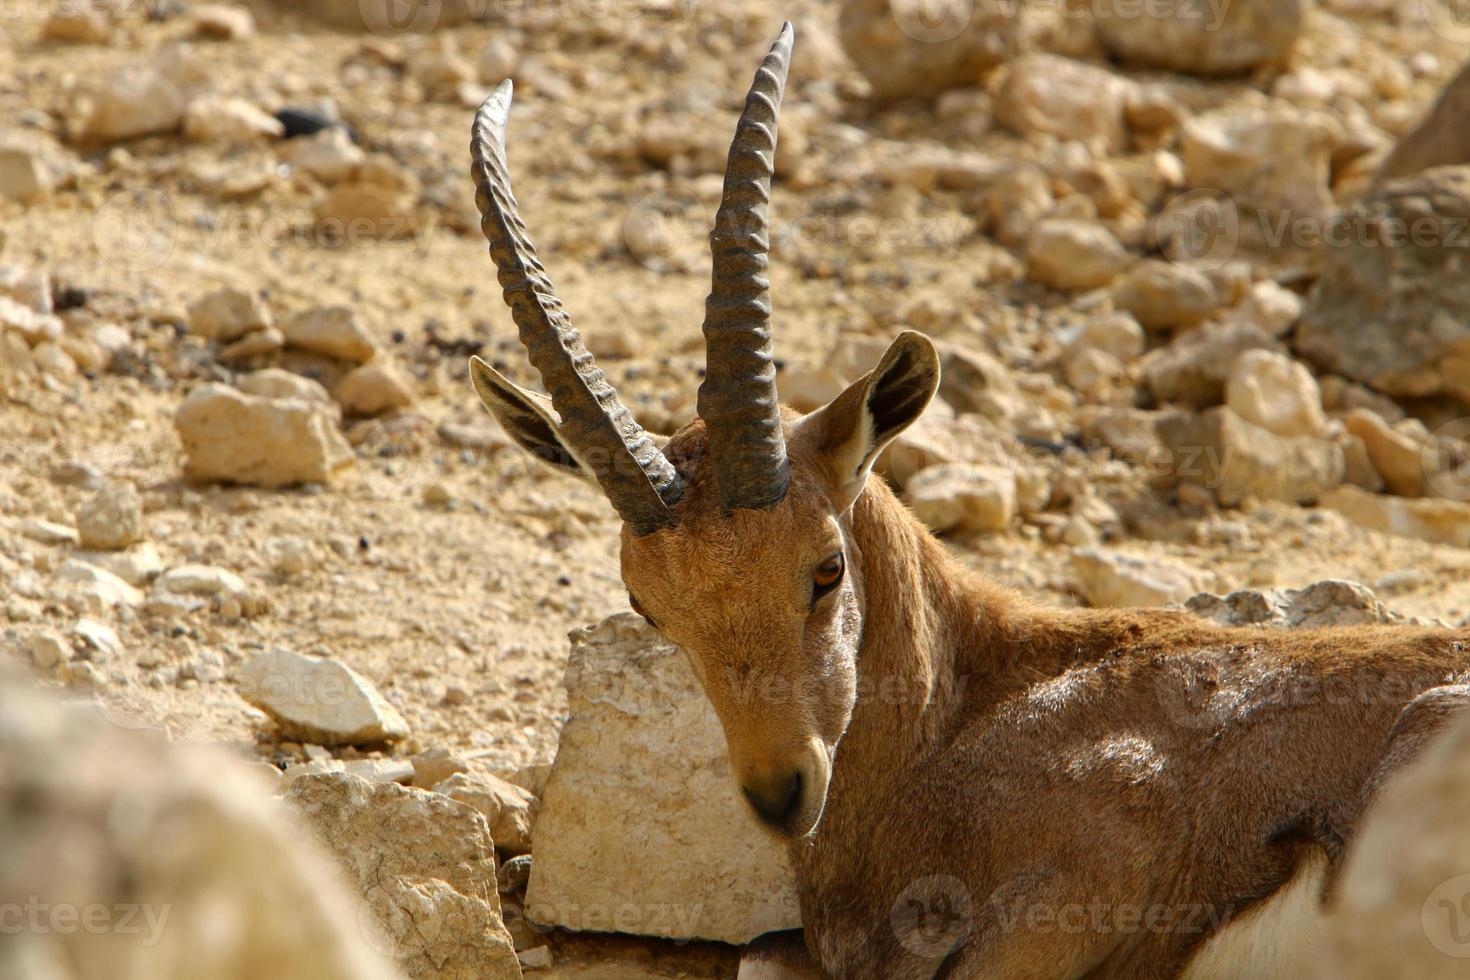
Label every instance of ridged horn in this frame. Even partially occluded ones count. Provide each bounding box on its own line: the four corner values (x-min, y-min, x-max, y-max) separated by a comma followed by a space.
471, 81, 682, 534
697, 22, 794, 513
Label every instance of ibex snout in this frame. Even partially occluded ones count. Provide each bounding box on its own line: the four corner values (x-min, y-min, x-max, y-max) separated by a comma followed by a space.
732, 736, 831, 839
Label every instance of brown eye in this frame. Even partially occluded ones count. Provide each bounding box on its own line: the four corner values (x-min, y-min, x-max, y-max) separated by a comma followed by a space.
629, 592, 656, 628
812, 552, 845, 603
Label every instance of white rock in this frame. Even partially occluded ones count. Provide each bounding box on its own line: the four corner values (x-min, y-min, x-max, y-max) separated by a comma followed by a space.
264, 536, 320, 576
282, 127, 364, 184
281, 306, 377, 362
0, 295, 63, 345
175, 383, 354, 487
81, 50, 201, 141
433, 772, 536, 855
334, 362, 413, 416
1111, 260, 1219, 332
1025, 220, 1132, 291
1182, 107, 1338, 219
191, 3, 255, 39
26, 630, 70, 669
994, 53, 1132, 152
1071, 547, 1214, 608
237, 368, 333, 405
1225, 280, 1303, 338
0, 265, 52, 313
238, 648, 409, 746
74, 481, 143, 551
525, 614, 800, 944
477, 38, 520, 84
18, 519, 79, 546
1225, 350, 1325, 438
1321, 487, 1470, 549
1185, 580, 1412, 630
286, 772, 520, 978
906, 463, 1018, 533
1059, 310, 1145, 363
183, 97, 284, 144
1095, 0, 1305, 76
55, 559, 144, 608
85, 542, 164, 587
74, 618, 122, 658
31, 341, 75, 378
187, 288, 272, 342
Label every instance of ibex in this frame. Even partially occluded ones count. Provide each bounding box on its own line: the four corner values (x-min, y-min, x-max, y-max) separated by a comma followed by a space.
466, 24, 1470, 979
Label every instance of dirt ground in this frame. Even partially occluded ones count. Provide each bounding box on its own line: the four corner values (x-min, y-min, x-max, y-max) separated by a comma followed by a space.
4, 1, 1470, 975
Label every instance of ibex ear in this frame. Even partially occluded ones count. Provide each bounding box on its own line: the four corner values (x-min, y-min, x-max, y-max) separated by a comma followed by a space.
793, 331, 940, 512
468, 355, 595, 482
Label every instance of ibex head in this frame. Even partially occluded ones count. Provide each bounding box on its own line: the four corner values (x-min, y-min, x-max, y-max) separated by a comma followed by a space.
468, 23, 940, 839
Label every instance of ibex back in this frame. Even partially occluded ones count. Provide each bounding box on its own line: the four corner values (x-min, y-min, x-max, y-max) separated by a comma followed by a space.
464, 24, 1470, 979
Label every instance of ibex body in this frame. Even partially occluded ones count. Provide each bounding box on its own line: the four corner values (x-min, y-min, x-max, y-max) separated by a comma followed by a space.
465, 25, 1470, 979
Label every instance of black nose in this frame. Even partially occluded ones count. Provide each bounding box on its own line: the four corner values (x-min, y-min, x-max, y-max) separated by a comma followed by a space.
743, 771, 802, 828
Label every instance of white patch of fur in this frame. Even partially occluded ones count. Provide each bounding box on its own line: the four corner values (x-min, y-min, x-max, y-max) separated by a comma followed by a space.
737, 958, 811, 980
1181, 852, 1329, 980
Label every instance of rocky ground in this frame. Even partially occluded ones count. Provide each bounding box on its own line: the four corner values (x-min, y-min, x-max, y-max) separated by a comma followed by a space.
3, 0, 1470, 976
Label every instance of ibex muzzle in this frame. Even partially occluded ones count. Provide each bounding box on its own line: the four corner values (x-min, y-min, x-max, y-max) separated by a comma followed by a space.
466, 23, 940, 840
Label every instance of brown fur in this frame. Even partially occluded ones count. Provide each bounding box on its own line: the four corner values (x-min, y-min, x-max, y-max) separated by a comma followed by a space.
475, 339, 1470, 979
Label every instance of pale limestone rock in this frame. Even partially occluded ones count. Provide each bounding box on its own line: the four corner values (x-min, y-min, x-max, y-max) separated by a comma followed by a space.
183, 97, 285, 144
433, 771, 537, 855
238, 648, 409, 746
1058, 310, 1145, 363
81, 50, 203, 142
525, 614, 800, 944
986, 164, 1054, 246
18, 519, 78, 546
1072, 547, 1214, 608
1321, 487, 1470, 549
55, 559, 144, 608
1025, 219, 1131, 291
1185, 580, 1412, 629
1111, 260, 1219, 332
283, 127, 364, 184
0, 670, 403, 980
1182, 107, 1338, 219
219, 327, 285, 362
878, 413, 1019, 489
287, 773, 521, 980
85, 542, 164, 587
40, 5, 113, 43
191, 3, 255, 39
1341, 409, 1429, 498
906, 463, 1017, 533
25, 630, 69, 669
1094, 0, 1306, 76
996, 53, 1131, 152
1143, 320, 1282, 408
477, 38, 521, 84
0, 332, 36, 396
174, 383, 354, 487
336, 361, 413, 415
282, 306, 378, 362
238, 368, 333, 405
1157, 407, 1343, 506
1224, 279, 1303, 338
74, 481, 143, 551
0, 295, 63, 345
1225, 350, 1326, 438
187, 288, 273, 341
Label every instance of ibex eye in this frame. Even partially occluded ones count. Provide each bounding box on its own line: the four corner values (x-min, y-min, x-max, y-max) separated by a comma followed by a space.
812, 552, 845, 604
629, 592, 656, 628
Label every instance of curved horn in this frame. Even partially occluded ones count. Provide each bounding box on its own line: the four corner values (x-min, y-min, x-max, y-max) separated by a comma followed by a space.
471, 81, 682, 534
697, 22, 794, 512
